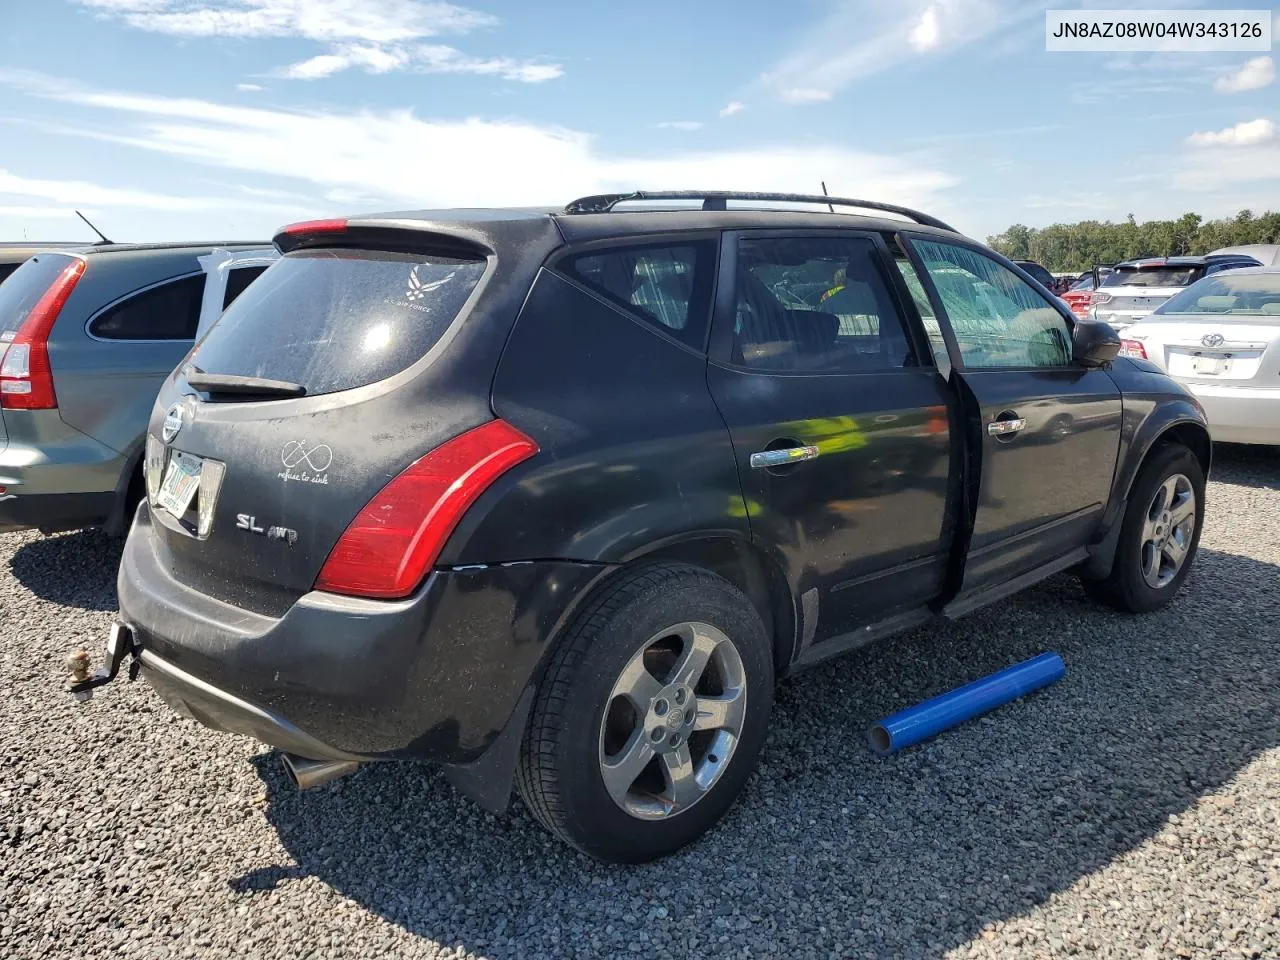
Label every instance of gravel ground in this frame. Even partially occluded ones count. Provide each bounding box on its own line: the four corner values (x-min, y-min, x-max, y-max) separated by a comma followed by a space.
2, 445, 1278, 960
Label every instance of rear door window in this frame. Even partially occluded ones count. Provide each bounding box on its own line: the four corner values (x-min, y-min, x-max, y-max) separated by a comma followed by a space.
564, 241, 715, 349
189, 248, 486, 396
89, 274, 206, 340
222, 264, 269, 310
0, 254, 80, 340
729, 235, 914, 372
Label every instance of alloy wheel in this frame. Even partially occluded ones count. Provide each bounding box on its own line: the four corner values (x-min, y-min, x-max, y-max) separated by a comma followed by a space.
1139, 473, 1196, 589
597, 622, 747, 820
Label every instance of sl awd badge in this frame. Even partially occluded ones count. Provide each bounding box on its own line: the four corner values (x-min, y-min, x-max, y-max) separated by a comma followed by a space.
236, 514, 298, 546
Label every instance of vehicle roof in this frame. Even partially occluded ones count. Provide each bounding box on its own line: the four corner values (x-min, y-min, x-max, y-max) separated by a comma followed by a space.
75, 241, 271, 256
0, 242, 90, 262
1208, 243, 1280, 266
1115, 253, 1259, 268
1201, 265, 1280, 277
341, 207, 962, 245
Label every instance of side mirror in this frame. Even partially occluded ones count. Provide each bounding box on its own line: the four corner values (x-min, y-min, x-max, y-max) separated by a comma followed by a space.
1072, 318, 1121, 368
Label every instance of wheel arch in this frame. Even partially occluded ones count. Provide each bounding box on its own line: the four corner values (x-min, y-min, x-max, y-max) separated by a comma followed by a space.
1084, 412, 1211, 580
620, 534, 799, 676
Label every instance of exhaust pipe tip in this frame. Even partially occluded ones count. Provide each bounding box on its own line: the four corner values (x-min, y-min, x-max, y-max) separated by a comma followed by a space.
281, 753, 360, 791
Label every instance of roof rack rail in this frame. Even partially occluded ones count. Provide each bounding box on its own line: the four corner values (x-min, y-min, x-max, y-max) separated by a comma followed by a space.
562, 190, 957, 232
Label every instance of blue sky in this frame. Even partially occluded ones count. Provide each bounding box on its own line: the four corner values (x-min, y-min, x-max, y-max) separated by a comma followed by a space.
1, 0, 1278, 244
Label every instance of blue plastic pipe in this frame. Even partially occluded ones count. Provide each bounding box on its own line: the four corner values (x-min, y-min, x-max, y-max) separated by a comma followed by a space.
867, 652, 1066, 756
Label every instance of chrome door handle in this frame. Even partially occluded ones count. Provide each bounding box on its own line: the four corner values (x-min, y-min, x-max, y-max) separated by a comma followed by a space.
987, 418, 1027, 436
750, 445, 820, 470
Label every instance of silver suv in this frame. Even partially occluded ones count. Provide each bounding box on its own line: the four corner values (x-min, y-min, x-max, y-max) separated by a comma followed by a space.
0, 242, 275, 535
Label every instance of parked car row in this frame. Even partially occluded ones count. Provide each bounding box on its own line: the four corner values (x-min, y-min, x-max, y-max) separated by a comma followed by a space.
0, 242, 275, 534
35, 190, 1220, 864
1090, 253, 1263, 333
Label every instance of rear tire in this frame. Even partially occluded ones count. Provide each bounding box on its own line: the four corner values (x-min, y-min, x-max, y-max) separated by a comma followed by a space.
1083, 443, 1204, 613
516, 562, 773, 863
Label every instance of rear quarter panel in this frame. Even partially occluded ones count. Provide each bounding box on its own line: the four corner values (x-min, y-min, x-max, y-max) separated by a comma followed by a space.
448, 267, 749, 565
50, 252, 203, 456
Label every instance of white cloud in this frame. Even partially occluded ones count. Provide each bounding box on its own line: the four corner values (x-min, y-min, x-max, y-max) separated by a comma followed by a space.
0, 73, 957, 219
908, 6, 941, 51
1214, 56, 1275, 94
656, 121, 703, 131
280, 43, 560, 81
760, 0, 1031, 101
0, 168, 300, 213
72, 0, 562, 83
0, 206, 84, 220
719, 101, 745, 118
74, 0, 493, 43
235, 82, 264, 91
780, 87, 833, 104
1187, 118, 1275, 148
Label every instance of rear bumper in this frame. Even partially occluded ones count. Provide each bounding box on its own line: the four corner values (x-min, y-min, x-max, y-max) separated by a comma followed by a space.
140, 651, 362, 762
118, 504, 607, 762
0, 414, 127, 532
1184, 382, 1280, 446
0, 490, 116, 534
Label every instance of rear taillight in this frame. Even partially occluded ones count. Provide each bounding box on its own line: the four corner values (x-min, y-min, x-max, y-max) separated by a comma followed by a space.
314, 419, 538, 599
1119, 339, 1148, 359
0, 258, 85, 410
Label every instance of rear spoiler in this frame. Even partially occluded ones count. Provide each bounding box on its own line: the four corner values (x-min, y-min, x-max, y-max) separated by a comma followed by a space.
273, 218, 492, 259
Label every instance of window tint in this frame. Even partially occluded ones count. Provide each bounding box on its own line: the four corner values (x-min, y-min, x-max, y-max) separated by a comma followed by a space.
222, 265, 269, 310
190, 249, 486, 397
731, 235, 912, 372
90, 274, 206, 341
565, 242, 713, 349
0, 264, 19, 286
913, 239, 1072, 369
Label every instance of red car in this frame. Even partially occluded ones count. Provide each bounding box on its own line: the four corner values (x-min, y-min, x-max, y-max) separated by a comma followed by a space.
1061, 273, 1096, 318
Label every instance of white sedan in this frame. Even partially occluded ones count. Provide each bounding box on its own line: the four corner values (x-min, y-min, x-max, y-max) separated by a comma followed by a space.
1119, 267, 1280, 445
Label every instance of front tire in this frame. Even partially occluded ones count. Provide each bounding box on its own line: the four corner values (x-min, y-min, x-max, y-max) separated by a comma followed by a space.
516, 562, 774, 862
1083, 443, 1205, 613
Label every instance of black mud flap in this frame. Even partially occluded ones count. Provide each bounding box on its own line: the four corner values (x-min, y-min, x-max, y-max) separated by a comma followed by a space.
441, 685, 534, 814
66, 623, 141, 701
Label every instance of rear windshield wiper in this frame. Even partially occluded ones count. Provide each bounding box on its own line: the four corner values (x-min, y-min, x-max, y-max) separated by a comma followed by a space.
185, 371, 307, 399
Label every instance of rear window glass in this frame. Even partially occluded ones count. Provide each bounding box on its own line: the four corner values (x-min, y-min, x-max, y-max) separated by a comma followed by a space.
1101, 266, 1203, 288
0, 264, 20, 286
1156, 271, 1280, 316
189, 249, 486, 396
0, 254, 78, 339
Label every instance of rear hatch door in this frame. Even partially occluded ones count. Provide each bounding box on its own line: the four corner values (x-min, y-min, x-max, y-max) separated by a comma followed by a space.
145, 237, 504, 614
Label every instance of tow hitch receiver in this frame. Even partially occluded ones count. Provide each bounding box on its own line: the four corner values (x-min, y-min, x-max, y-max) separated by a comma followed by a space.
66, 623, 140, 701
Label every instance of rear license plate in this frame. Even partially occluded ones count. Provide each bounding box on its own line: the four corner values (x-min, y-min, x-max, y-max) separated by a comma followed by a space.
1169, 350, 1227, 378
156, 451, 202, 517
1194, 357, 1226, 376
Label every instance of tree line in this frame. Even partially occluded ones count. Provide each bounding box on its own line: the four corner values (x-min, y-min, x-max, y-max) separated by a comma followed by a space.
986, 209, 1280, 273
